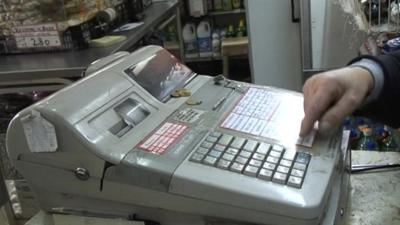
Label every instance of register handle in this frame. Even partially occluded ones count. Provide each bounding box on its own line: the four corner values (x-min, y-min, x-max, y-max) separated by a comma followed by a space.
212, 89, 234, 111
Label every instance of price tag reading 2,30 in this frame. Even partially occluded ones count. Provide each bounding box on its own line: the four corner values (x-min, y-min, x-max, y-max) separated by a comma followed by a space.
12, 23, 62, 49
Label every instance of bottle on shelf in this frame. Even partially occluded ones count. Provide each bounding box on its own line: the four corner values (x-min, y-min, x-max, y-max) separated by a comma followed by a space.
226, 24, 236, 38
349, 128, 361, 150
220, 28, 227, 40
213, 0, 223, 11
232, 0, 241, 9
357, 128, 379, 151
166, 25, 178, 42
357, 124, 368, 134
197, 20, 213, 57
343, 117, 360, 149
93, 7, 118, 37
374, 123, 388, 145
183, 23, 199, 58
206, 0, 213, 11
342, 116, 353, 130
236, 19, 246, 37
212, 30, 221, 57
222, 0, 232, 11
354, 117, 364, 127
381, 126, 398, 151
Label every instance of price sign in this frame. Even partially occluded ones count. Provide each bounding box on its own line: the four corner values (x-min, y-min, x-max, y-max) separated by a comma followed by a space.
13, 23, 62, 49
15, 36, 61, 48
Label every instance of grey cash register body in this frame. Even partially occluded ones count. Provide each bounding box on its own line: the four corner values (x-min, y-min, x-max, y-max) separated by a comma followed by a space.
6, 46, 351, 225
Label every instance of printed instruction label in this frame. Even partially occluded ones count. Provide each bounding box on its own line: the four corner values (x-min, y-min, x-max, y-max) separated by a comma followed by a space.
21, 110, 58, 153
13, 23, 62, 49
221, 87, 316, 147
174, 108, 205, 123
139, 122, 187, 154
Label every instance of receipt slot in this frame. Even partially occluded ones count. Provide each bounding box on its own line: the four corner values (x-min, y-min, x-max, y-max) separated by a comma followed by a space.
113, 99, 150, 137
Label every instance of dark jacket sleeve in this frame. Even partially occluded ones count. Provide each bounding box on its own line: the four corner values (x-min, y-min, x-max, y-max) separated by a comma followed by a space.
348, 51, 400, 128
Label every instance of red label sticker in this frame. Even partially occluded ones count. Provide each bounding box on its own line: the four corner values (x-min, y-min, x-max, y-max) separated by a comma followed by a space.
139, 122, 187, 154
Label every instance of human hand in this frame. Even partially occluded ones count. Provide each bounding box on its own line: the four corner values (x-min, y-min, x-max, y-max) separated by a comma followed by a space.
300, 67, 374, 137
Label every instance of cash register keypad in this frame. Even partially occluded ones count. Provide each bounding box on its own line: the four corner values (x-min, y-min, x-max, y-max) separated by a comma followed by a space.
190, 132, 312, 188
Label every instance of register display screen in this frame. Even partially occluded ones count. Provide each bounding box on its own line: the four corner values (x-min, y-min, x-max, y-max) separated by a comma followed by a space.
125, 50, 196, 102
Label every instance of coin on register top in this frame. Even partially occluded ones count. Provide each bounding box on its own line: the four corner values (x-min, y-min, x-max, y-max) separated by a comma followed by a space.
178, 88, 191, 97
171, 90, 181, 98
171, 88, 191, 98
186, 99, 202, 105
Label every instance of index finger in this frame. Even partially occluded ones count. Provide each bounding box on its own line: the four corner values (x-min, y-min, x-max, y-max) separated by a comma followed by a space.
300, 88, 337, 137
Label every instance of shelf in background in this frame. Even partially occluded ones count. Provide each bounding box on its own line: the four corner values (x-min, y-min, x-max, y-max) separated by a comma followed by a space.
0, 0, 180, 81
184, 56, 222, 62
164, 41, 180, 51
207, 9, 245, 16
184, 55, 248, 63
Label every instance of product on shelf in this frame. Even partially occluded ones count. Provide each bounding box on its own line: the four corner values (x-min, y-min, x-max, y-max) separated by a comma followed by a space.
188, 0, 207, 17
220, 28, 227, 40
236, 18, 246, 37
222, 0, 232, 11
357, 128, 380, 151
182, 23, 198, 58
226, 24, 235, 37
197, 20, 212, 57
382, 36, 400, 53
382, 125, 398, 151
232, 0, 240, 9
166, 25, 177, 42
391, 1, 400, 23
213, 0, 223, 11
343, 116, 399, 151
0, 0, 136, 54
206, 0, 213, 11
124, 0, 145, 22
212, 30, 220, 57
208, 0, 243, 12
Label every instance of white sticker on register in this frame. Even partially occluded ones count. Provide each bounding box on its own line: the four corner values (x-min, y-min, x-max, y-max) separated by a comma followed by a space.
221, 87, 316, 148
21, 110, 58, 153
174, 108, 205, 123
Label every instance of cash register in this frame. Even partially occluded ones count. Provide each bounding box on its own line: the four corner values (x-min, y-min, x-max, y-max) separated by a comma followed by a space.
6, 46, 351, 225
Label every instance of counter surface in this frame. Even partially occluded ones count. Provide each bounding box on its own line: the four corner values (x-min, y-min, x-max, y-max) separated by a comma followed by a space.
344, 150, 400, 225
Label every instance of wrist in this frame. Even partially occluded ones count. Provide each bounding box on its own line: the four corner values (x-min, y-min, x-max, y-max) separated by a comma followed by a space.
350, 67, 374, 95
349, 58, 384, 103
